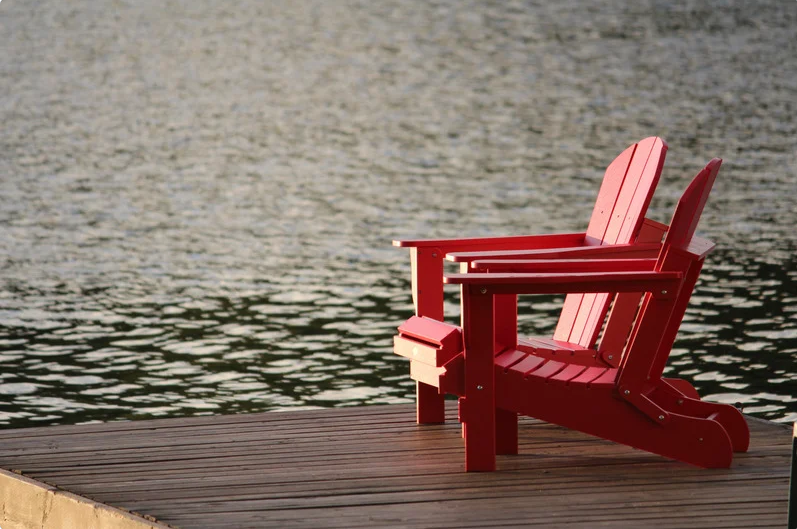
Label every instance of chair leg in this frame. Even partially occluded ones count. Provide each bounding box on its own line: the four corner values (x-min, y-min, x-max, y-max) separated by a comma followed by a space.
416, 381, 446, 424
496, 408, 518, 455
411, 246, 447, 424
463, 401, 496, 471
462, 286, 497, 471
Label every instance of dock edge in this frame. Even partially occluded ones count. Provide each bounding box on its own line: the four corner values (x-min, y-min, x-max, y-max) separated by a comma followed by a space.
1, 468, 173, 529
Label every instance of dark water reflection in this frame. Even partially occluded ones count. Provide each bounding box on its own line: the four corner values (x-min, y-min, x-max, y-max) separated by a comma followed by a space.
0, 0, 795, 428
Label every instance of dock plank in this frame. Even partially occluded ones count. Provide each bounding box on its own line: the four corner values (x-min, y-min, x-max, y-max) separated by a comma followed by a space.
0, 404, 790, 528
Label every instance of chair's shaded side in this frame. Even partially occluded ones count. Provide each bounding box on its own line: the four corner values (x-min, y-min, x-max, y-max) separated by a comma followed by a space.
555, 137, 668, 348
596, 218, 669, 363
615, 157, 749, 456
617, 158, 720, 389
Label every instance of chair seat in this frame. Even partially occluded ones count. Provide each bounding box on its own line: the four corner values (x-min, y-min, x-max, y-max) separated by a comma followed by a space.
495, 348, 618, 388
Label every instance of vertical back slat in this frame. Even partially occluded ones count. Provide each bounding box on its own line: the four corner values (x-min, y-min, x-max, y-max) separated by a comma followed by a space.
614, 139, 668, 244
554, 137, 667, 347
584, 143, 638, 244
601, 137, 665, 245
570, 293, 603, 346
554, 142, 637, 342
596, 219, 667, 355
576, 138, 668, 346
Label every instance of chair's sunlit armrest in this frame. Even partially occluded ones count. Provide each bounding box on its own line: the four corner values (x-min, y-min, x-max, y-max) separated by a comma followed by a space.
393, 232, 586, 251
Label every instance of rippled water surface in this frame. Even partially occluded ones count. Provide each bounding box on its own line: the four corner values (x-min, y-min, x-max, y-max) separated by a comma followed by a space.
1, 0, 795, 428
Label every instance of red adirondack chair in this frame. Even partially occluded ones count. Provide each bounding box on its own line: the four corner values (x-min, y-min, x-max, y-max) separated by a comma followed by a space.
438, 158, 749, 471
394, 137, 668, 423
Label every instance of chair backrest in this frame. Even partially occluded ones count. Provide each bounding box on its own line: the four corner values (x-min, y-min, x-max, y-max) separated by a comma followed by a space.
658, 158, 720, 254
554, 137, 668, 348
618, 159, 721, 386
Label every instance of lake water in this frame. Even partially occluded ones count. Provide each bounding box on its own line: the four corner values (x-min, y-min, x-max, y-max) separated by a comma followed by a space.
0, 0, 795, 428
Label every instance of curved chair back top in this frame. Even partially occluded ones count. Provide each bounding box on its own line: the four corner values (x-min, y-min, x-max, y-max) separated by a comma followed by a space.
661, 158, 721, 253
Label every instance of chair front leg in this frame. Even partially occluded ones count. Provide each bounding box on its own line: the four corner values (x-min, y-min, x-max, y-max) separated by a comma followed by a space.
412, 247, 447, 423
461, 284, 497, 471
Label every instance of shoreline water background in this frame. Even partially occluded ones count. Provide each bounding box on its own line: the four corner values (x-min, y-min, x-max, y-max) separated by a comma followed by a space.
1, 0, 795, 428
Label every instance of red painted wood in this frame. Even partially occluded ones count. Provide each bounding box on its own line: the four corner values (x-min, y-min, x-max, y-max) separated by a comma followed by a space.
393, 232, 585, 249
580, 294, 612, 347
569, 366, 609, 385
584, 142, 638, 244
472, 258, 655, 353
444, 271, 682, 293
508, 355, 546, 376
493, 371, 734, 468
651, 382, 749, 452
614, 137, 668, 244
495, 408, 518, 455
494, 294, 518, 353
638, 217, 669, 240
648, 256, 704, 380
662, 377, 699, 399
596, 292, 642, 362
393, 145, 746, 470
415, 382, 444, 424
461, 285, 497, 471
548, 363, 588, 384
595, 215, 669, 361
494, 349, 527, 370
527, 360, 566, 380
570, 293, 603, 346
618, 159, 721, 392
664, 159, 722, 249
519, 338, 600, 366
448, 242, 662, 262
393, 336, 443, 366
557, 137, 667, 348
451, 159, 747, 469
397, 316, 462, 358
411, 248, 447, 424
523, 337, 581, 353
589, 367, 619, 387
439, 354, 465, 396
396, 140, 666, 427
471, 258, 658, 273
410, 248, 444, 319
550, 292, 583, 345
398, 138, 666, 362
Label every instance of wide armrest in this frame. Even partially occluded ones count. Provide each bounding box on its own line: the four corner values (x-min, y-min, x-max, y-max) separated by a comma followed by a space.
393, 232, 586, 251
470, 258, 658, 273
444, 271, 682, 297
447, 242, 662, 263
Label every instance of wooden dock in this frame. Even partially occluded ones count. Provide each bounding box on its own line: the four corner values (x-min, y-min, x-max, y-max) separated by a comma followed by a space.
0, 403, 791, 528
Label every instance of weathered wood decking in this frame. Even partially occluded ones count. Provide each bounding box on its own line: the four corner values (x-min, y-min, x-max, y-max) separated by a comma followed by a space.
0, 403, 791, 528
